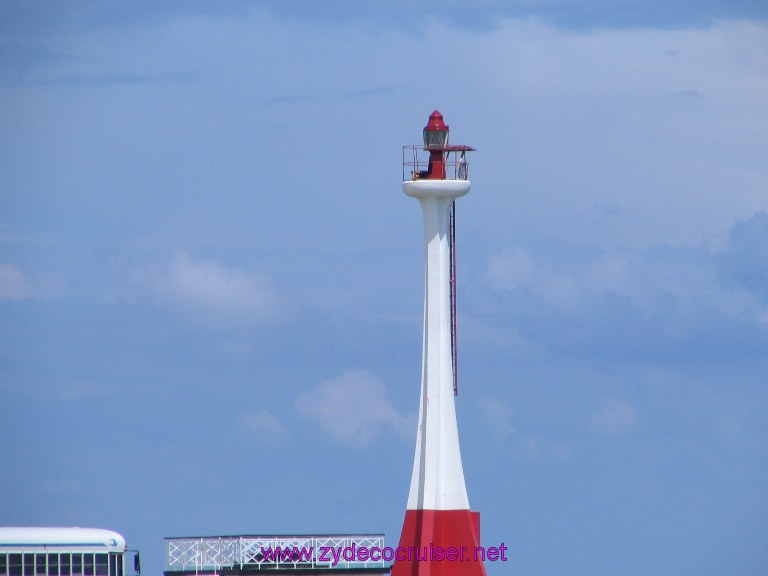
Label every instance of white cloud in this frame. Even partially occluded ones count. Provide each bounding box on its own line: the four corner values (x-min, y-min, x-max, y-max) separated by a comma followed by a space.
459, 20, 768, 253
477, 397, 567, 460
486, 239, 763, 322
137, 251, 284, 324
295, 369, 411, 448
477, 397, 516, 440
241, 409, 287, 441
0, 263, 35, 301
589, 398, 637, 434
487, 247, 580, 310
487, 247, 536, 292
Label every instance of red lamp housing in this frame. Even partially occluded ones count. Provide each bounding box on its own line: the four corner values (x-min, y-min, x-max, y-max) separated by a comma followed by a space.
423, 110, 449, 150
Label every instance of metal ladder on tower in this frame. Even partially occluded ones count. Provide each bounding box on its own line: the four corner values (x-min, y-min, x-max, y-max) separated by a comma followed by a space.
450, 199, 458, 396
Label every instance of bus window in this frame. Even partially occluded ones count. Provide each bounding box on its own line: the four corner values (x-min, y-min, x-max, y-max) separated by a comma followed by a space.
10, 554, 22, 576
1, 553, 7, 576
59, 555, 70, 576
71, 555, 82, 576
94, 556, 107, 576
46, 554, 58, 576
23, 555, 34, 576
83, 556, 93, 576
36, 554, 46, 575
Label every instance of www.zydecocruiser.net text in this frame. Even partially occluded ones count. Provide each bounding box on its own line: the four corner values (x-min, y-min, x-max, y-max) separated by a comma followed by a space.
261, 543, 509, 566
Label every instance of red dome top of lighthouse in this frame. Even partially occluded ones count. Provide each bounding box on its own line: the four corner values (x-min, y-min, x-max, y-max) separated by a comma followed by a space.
424, 110, 449, 133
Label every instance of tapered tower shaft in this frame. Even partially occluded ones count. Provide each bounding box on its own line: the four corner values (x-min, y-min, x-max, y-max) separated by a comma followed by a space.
405, 180, 470, 511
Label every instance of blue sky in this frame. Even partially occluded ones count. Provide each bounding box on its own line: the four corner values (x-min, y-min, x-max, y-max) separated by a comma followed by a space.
1, 2, 767, 575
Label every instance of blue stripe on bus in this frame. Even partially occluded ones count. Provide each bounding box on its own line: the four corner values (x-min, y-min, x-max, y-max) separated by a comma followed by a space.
0, 544, 115, 548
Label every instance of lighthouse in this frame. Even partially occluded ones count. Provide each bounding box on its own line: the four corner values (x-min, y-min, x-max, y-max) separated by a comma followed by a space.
392, 111, 486, 576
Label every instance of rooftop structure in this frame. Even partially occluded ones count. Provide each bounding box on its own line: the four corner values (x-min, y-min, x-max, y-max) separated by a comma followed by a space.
164, 535, 389, 576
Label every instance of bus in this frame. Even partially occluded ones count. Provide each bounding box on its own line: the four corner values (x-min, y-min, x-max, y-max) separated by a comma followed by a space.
0, 528, 139, 576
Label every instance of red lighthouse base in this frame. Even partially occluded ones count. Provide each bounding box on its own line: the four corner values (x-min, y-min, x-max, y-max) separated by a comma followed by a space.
391, 509, 487, 576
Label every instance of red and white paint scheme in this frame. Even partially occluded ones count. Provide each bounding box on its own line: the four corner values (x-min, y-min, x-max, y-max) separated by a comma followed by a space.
393, 112, 485, 576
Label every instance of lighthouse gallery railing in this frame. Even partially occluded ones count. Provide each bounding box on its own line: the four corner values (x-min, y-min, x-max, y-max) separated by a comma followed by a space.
402, 146, 470, 182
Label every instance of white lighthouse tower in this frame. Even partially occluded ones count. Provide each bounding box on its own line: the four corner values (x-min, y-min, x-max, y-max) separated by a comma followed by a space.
392, 111, 486, 576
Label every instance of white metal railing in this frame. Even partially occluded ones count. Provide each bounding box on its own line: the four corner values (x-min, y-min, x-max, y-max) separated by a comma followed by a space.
402, 145, 470, 182
165, 535, 386, 572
